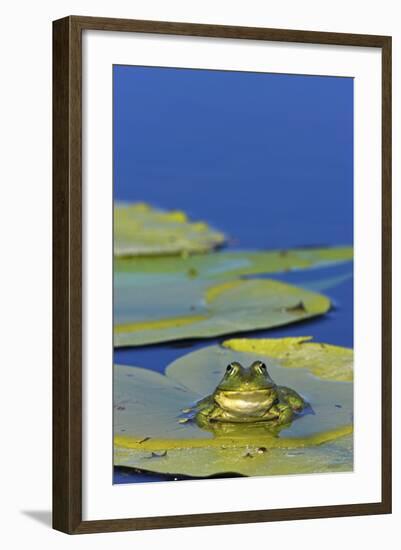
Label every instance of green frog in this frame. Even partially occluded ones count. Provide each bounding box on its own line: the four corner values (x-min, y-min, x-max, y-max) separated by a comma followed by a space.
190, 361, 307, 428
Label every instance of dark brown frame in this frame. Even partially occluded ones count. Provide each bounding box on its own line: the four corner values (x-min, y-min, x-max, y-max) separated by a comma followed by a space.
53, 15, 392, 534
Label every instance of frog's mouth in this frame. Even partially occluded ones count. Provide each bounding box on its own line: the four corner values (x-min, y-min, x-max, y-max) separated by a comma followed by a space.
214, 389, 278, 416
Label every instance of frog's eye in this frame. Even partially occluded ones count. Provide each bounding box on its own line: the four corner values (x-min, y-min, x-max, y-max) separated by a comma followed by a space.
252, 361, 268, 375
226, 363, 238, 375
258, 363, 267, 373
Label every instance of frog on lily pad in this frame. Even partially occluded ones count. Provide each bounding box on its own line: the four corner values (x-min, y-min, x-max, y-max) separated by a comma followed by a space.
114, 337, 353, 479
189, 360, 308, 429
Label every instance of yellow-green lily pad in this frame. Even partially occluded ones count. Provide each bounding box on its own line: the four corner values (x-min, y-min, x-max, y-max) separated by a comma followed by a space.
114, 364, 206, 441
223, 337, 353, 382
114, 246, 353, 280
114, 338, 353, 478
114, 278, 331, 347
114, 203, 226, 256
115, 433, 353, 478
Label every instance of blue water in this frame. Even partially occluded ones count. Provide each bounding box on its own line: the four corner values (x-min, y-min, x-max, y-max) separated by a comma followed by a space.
113, 66, 353, 483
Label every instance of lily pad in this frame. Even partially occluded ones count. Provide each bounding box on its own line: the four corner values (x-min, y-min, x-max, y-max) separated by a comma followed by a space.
114, 338, 353, 478
114, 203, 226, 256
114, 243, 352, 347
114, 246, 353, 280
115, 434, 353, 478
165, 341, 353, 435
114, 278, 331, 347
223, 337, 353, 382
114, 364, 206, 441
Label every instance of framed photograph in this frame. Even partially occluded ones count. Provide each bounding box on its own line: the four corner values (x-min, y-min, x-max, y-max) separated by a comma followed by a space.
53, 16, 392, 534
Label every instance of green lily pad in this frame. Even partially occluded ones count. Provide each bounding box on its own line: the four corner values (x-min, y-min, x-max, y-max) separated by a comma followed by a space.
115, 434, 353, 478
114, 338, 353, 478
114, 364, 206, 441
114, 246, 353, 280
114, 278, 331, 347
166, 341, 353, 435
223, 337, 353, 382
114, 248, 352, 347
114, 203, 226, 256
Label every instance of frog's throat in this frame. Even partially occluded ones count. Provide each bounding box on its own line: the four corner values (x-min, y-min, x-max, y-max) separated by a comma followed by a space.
213, 388, 278, 416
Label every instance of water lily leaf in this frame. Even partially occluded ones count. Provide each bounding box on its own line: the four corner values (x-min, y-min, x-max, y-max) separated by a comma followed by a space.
114, 364, 207, 441
299, 270, 353, 293
115, 433, 353, 478
114, 278, 330, 347
114, 338, 353, 478
114, 203, 226, 256
114, 216, 352, 344
222, 337, 353, 382
114, 246, 353, 280
166, 341, 353, 437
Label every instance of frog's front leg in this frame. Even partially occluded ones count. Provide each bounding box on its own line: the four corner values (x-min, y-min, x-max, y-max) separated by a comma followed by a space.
194, 397, 223, 427
278, 385, 306, 413
262, 403, 293, 425
181, 396, 210, 414
275, 403, 294, 425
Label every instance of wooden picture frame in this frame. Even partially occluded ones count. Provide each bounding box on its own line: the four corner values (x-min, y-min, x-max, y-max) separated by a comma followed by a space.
53, 15, 392, 534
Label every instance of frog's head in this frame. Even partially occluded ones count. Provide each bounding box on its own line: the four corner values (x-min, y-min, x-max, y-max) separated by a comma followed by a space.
217, 361, 276, 391
212, 361, 279, 418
